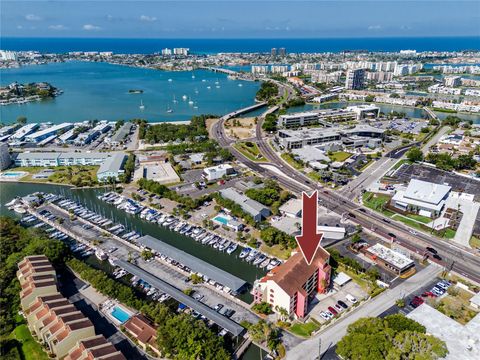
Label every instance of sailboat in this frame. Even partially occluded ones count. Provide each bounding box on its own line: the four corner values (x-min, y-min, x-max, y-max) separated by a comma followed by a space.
192, 74, 196, 79
194, 88, 199, 94
188, 97, 194, 105
182, 95, 188, 101
166, 104, 173, 113
139, 100, 145, 110
168, 78, 173, 82
173, 95, 178, 103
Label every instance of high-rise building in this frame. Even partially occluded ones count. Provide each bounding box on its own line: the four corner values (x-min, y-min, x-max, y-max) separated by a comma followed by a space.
271, 48, 277, 57
173, 48, 189, 56
444, 76, 462, 87
0, 143, 11, 170
161, 48, 172, 56
278, 47, 286, 57
345, 68, 365, 90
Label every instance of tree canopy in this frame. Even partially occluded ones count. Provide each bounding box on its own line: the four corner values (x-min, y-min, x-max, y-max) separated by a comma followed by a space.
336, 315, 447, 360
406, 146, 424, 163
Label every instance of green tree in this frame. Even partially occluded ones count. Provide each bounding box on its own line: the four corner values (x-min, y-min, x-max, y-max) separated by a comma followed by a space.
406, 146, 424, 163
16, 116, 27, 125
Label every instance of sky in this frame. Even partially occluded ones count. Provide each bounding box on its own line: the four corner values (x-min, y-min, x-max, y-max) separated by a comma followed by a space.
1, 0, 480, 39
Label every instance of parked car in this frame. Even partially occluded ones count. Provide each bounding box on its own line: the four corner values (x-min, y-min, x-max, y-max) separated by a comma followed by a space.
334, 304, 343, 312
214, 304, 223, 312
346, 294, 357, 304
319, 312, 329, 321
338, 300, 349, 309
328, 306, 338, 316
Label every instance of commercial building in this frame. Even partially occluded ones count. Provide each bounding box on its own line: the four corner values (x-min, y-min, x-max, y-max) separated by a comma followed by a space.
17, 255, 125, 360
363, 243, 415, 276
97, 153, 127, 182
277, 125, 384, 150
253, 248, 331, 318
26, 123, 74, 143
407, 304, 480, 360
278, 108, 357, 128
279, 198, 302, 218
202, 164, 236, 181
0, 142, 11, 170
391, 179, 451, 218
345, 69, 365, 90
346, 104, 380, 120
219, 188, 271, 222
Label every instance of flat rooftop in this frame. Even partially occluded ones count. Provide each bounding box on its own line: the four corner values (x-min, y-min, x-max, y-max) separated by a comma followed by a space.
137, 235, 247, 292
365, 243, 414, 271
407, 304, 480, 360
116, 260, 245, 337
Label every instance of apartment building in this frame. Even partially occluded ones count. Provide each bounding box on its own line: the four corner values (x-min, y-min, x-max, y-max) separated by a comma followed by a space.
17, 255, 124, 359
253, 248, 331, 318
345, 69, 365, 90
124, 315, 160, 356
65, 335, 126, 360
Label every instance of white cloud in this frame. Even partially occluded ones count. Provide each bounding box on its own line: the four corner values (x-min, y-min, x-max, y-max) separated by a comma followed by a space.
83, 24, 102, 31
25, 14, 42, 21
49, 24, 67, 31
140, 15, 157, 22
17, 25, 24, 29
367, 25, 382, 31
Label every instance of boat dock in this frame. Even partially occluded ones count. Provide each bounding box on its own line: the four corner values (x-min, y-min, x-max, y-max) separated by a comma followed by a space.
116, 259, 245, 337
138, 234, 247, 293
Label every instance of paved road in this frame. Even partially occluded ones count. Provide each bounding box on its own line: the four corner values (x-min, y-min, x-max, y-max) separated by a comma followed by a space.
286, 264, 441, 360
212, 113, 480, 284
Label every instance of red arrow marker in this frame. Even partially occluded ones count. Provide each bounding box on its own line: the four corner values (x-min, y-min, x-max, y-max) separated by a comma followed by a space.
295, 190, 322, 265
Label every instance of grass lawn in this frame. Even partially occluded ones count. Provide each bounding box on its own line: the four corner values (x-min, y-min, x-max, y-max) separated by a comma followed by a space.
470, 235, 480, 249
393, 214, 456, 239
47, 166, 99, 186
405, 213, 432, 224
13, 324, 49, 360
337, 264, 373, 294
281, 153, 304, 170
289, 321, 320, 337
260, 243, 290, 260
436, 289, 476, 325
362, 192, 395, 217
359, 159, 373, 172
328, 151, 352, 162
389, 159, 411, 172
234, 142, 266, 162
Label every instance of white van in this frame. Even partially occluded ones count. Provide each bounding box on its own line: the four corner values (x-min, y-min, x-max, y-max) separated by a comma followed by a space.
346, 294, 358, 304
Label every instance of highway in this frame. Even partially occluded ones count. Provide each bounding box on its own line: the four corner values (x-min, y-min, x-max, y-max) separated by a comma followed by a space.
212, 107, 480, 285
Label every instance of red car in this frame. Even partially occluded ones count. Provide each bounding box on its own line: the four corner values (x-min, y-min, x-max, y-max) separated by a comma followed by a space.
409, 296, 424, 308
328, 306, 338, 316
421, 291, 436, 298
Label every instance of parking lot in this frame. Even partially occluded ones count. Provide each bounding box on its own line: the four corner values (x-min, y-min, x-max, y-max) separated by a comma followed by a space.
309, 280, 368, 324
392, 163, 480, 199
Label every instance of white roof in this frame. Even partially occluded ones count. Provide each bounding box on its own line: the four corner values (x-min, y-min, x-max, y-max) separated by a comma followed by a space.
279, 199, 302, 215
333, 272, 351, 286
204, 164, 233, 174
392, 190, 445, 212
366, 243, 414, 271
407, 304, 480, 360
404, 179, 451, 205
471, 292, 480, 307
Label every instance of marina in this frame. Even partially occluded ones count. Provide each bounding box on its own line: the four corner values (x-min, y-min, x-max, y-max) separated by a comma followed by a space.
5, 192, 256, 340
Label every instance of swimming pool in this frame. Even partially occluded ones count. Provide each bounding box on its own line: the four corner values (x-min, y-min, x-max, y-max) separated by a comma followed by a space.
1, 172, 23, 177
213, 216, 229, 225
110, 306, 131, 324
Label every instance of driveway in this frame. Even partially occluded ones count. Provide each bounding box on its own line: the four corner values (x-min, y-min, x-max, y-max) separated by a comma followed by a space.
286, 264, 441, 359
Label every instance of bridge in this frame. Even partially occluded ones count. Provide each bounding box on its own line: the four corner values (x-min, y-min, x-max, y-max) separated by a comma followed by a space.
221, 101, 268, 121
200, 66, 240, 76
423, 106, 439, 121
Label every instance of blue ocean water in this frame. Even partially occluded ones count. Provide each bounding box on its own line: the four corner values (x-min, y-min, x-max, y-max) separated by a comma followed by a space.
2, 36, 480, 54
0, 61, 260, 124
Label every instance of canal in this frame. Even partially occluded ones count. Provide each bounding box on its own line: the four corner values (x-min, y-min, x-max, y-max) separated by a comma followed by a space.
0, 182, 267, 289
